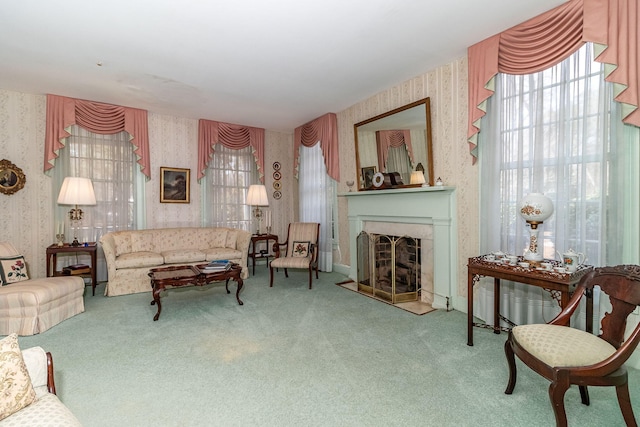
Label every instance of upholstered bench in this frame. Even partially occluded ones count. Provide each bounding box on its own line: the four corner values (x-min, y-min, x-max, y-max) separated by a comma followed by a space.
0, 243, 85, 336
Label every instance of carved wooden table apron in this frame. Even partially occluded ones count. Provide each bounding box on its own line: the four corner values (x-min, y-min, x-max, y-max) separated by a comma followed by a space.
148, 263, 243, 321
467, 256, 593, 346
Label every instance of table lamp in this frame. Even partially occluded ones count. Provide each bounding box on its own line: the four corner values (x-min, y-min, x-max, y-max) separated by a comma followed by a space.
246, 184, 269, 235
410, 171, 426, 186
57, 177, 96, 246
518, 192, 554, 262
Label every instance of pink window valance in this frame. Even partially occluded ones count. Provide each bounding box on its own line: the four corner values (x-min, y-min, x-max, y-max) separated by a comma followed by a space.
197, 119, 265, 182
44, 94, 150, 177
467, 0, 639, 163
375, 130, 414, 172
294, 113, 340, 181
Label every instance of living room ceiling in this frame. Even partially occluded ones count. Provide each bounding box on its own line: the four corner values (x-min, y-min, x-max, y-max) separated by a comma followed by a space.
0, 0, 565, 132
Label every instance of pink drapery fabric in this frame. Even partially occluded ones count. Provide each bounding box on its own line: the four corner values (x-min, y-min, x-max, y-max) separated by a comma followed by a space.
197, 119, 265, 182
375, 130, 414, 172
44, 94, 150, 177
293, 113, 340, 181
467, 0, 640, 163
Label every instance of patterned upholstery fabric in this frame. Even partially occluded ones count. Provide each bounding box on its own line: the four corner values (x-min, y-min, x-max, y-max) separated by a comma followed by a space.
0, 243, 85, 336
512, 324, 617, 367
270, 223, 319, 270
0, 334, 36, 421
0, 345, 82, 427
100, 227, 251, 296
114, 252, 165, 269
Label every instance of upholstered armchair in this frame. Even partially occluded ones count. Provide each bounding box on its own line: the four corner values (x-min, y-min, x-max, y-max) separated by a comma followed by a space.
269, 222, 320, 289
504, 265, 640, 427
0, 242, 85, 335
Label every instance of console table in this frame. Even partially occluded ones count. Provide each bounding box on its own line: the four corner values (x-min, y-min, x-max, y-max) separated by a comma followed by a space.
467, 255, 593, 346
248, 233, 277, 275
46, 243, 98, 296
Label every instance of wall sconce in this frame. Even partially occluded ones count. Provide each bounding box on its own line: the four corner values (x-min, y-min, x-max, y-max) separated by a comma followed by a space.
246, 184, 269, 235
57, 177, 96, 246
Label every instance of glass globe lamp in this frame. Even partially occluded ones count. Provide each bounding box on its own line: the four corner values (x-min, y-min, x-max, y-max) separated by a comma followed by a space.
519, 192, 554, 262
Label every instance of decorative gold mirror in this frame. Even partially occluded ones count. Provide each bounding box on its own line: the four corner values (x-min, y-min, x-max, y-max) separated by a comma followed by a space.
0, 159, 26, 195
354, 98, 434, 190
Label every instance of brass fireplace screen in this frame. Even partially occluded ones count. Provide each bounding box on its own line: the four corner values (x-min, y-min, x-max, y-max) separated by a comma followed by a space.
356, 231, 421, 304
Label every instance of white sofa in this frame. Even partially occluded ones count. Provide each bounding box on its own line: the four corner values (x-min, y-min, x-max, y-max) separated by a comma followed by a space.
0, 243, 85, 336
100, 227, 251, 296
0, 337, 82, 426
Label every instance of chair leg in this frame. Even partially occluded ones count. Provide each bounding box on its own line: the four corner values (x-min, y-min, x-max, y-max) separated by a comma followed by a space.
616, 383, 638, 427
579, 385, 590, 406
504, 338, 517, 394
308, 267, 312, 289
269, 266, 274, 287
315, 264, 319, 279
284, 268, 289, 278
549, 380, 570, 427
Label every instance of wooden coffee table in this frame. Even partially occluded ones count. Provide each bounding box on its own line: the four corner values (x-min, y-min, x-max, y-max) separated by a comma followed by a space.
148, 263, 243, 321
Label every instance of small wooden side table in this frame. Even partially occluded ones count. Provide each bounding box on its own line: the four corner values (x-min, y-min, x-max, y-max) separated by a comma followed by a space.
467, 255, 593, 346
46, 243, 98, 296
248, 233, 278, 275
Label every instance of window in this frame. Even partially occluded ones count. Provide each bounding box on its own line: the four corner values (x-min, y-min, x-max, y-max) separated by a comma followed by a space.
479, 44, 621, 266
202, 143, 258, 230
298, 143, 336, 271
54, 126, 140, 242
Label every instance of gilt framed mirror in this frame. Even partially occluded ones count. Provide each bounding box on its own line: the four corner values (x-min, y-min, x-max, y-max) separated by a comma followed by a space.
354, 98, 434, 190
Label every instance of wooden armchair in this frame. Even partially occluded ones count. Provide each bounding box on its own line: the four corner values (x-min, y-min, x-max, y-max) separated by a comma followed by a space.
269, 222, 319, 289
504, 265, 640, 427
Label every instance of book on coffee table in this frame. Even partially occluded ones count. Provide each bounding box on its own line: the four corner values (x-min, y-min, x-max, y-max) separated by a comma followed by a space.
202, 260, 231, 272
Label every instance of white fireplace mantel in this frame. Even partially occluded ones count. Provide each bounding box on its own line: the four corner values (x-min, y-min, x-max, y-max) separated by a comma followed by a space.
343, 186, 456, 310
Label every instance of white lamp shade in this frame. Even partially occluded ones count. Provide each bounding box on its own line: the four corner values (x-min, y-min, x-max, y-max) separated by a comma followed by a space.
57, 177, 97, 205
519, 192, 553, 223
246, 184, 269, 206
410, 171, 426, 185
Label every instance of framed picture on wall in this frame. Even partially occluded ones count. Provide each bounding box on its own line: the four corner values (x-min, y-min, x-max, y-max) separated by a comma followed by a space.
361, 166, 377, 189
160, 167, 190, 203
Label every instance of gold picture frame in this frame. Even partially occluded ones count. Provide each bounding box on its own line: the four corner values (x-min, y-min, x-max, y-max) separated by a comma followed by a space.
160, 167, 190, 203
0, 159, 26, 196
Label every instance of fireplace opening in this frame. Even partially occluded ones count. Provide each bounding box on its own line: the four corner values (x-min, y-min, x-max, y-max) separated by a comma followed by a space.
357, 231, 421, 303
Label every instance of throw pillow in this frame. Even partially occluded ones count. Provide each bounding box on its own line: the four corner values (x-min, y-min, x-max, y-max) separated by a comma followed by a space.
292, 241, 310, 258
0, 255, 29, 285
0, 334, 37, 421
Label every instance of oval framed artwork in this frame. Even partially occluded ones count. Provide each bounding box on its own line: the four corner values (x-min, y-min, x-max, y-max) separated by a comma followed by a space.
273, 171, 281, 180
272, 161, 281, 171
0, 159, 26, 196
273, 190, 282, 200
273, 181, 282, 190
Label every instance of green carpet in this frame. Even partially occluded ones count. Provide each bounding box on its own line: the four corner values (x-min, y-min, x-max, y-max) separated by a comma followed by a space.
14, 267, 640, 426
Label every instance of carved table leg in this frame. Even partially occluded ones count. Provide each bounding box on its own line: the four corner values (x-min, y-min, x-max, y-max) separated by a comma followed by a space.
235, 276, 244, 306
151, 284, 163, 321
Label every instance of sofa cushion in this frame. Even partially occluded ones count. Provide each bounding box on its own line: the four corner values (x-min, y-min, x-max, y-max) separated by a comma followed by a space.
115, 252, 164, 269
207, 229, 228, 250
0, 334, 36, 421
225, 229, 238, 249
0, 393, 82, 426
111, 233, 132, 257
131, 233, 154, 253
161, 249, 206, 264
0, 256, 29, 285
204, 248, 243, 262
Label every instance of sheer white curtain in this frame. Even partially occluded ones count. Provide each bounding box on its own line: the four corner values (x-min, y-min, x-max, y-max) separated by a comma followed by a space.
385, 145, 412, 183
299, 143, 335, 272
201, 143, 258, 231
476, 44, 629, 328
54, 125, 143, 280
